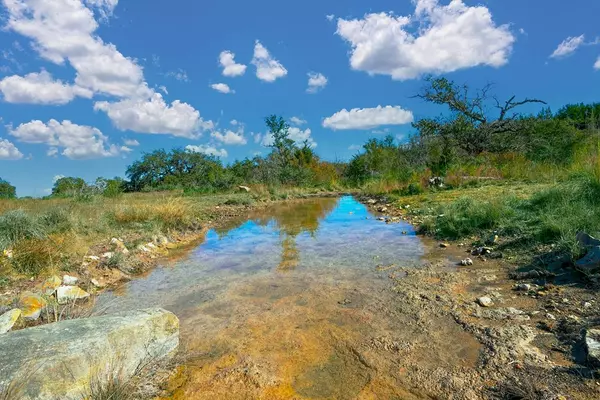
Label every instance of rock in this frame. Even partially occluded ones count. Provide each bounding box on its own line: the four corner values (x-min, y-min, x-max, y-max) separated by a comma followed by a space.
509, 270, 555, 280
477, 297, 494, 307
546, 313, 556, 320
0, 308, 179, 400
85, 255, 100, 262
90, 279, 105, 288
428, 176, 444, 188
584, 328, 600, 367
367, 199, 377, 205
56, 286, 90, 305
41, 275, 62, 295
439, 243, 449, 248
584, 302, 592, 309
146, 242, 157, 249
18, 293, 47, 321
155, 235, 169, 246
515, 283, 532, 291
62, 275, 79, 285
377, 217, 385, 221
575, 246, 600, 272
577, 232, 600, 248
137, 244, 151, 253
238, 185, 251, 192
486, 232, 499, 245
461, 258, 474, 266
377, 206, 388, 213
0, 309, 21, 334
101, 252, 114, 259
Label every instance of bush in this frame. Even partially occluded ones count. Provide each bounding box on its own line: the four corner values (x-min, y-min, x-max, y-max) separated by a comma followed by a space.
0, 210, 46, 250
11, 238, 58, 276
39, 208, 73, 234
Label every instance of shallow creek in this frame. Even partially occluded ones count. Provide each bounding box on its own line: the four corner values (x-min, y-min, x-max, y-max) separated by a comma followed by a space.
96, 196, 479, 399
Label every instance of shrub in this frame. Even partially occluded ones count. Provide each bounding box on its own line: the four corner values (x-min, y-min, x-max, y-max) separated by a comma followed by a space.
39, 208, 73, 234
0, 210, 46, 250
11, 238, 58, 276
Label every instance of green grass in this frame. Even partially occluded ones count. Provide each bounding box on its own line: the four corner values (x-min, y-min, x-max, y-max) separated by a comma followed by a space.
417, 172, 600, 261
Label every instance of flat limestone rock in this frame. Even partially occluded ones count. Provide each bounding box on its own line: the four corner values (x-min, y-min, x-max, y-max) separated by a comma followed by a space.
0, 308, 179, 400
56, 285, 90, 304
18, 293, 47, 321
0, 309, 21, 334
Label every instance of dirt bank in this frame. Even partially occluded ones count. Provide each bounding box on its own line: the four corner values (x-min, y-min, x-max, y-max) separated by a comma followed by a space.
361, 198, 600, 399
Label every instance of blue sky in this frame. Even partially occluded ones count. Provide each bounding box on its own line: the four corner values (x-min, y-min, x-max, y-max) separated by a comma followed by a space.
0, 0, 599, 197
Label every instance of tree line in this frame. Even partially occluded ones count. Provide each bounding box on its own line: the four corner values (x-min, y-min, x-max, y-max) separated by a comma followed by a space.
1, 76, 598, 199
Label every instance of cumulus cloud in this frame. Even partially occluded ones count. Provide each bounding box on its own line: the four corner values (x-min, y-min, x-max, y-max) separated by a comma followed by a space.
219, 51, 247, 77
595, 57, 600, 70
210, 83, 235, 94
185, 144, 227, 158
0, 138, 23, 160
211, 128, 247, 145
123, 138, 139, 146
290, 116, 307, 126
307, 72, 328, 93
2, 0, 212, 137
260, 127, 316, 148
322, 106, 414, 130
9, 119, 125, 159
0, 70, 92, 105
94, 93, 212, 138
550, 35, 586, 58
251, 41, 287, 82
335, 0, 514, 80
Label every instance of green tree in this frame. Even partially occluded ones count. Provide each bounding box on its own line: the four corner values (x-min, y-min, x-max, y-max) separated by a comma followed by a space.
0, 178, 16, 199
52, 177, 87, 197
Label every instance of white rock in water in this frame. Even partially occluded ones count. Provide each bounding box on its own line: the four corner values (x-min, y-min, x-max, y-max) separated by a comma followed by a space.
63, 275, 79, 285
56, 286, 90, 305
477, 297, 494, 307
0, 308, 179, 400
585, 328, 600, 367
0, 309, 21, 334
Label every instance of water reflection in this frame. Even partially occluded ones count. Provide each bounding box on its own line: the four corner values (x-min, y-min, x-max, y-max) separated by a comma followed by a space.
96, 196, 422, 315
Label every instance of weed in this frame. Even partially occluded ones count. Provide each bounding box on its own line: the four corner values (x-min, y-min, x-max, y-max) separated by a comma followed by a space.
0, 210, 46, 250
10, 238, 59, 276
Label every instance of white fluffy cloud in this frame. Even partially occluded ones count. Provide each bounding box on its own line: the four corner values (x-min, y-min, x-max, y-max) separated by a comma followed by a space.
0, 138, 23, 160
123, 138, 139, 146
290, 116, 307, 126
211, 129, 247, 145
9, 119, 125, 159
322, 106, 414, 130
0, 70, 92, 105
251, 41, 287, 82
185, 144, 227, 158
94, 93, 211, 138
2, 0, 211, 138
335, 0, 514, 80
260, 127, 316, 148
307, 72, 328, 93
3, 0, 150, 98
210, 83, 235, 94
550, 35, 585, 58
219, 51, 247, 77
595, 57, 600, 70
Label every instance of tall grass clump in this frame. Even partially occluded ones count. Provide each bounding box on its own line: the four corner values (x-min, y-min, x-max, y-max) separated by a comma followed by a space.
529, 172, 600, 257
0, 209, 46, 250
421, 197, 513, 239
39, 207, 73, 234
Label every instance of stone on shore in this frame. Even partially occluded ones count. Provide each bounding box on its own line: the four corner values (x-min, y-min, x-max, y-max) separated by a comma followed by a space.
56, 285, 90, 305
0, 309, 21, 334
584, 328, 600, 367
41, 275, 62, 295
18, 293, 47, 321
0, 308, 179, 400
477, 297, 494, 307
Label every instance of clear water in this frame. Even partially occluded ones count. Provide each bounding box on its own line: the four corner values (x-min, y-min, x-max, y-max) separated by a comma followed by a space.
96, 196, 457, 399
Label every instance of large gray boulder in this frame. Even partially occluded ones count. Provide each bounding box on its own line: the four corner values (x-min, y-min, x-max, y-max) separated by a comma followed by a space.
0, 308, 179, 400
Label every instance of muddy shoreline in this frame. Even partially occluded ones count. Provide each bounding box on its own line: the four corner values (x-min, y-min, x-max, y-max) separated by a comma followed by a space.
360, 197, 600, 399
